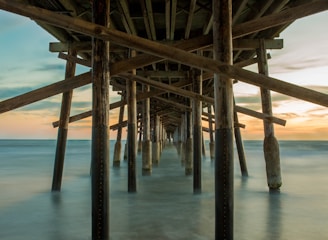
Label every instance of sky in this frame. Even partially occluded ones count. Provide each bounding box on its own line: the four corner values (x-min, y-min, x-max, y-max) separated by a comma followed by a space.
0, 10, 327, 140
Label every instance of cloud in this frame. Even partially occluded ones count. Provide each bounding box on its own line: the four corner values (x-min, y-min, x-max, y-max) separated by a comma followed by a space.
20, 100, 61, 112
0, 10, 27, 32
270, 57, 327, 74
33, 63, 65, 72
0, 87, 34, 100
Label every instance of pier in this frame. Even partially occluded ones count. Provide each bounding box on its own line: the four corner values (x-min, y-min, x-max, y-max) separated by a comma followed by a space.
0, 1, 328, 239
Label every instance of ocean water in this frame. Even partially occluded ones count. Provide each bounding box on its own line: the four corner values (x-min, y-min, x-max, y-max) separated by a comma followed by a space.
0, 139, 327, 239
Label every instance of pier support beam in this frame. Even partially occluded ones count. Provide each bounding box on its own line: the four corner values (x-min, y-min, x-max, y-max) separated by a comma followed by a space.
91, 0, 110, 239
234, 102, 248, 177
113, 95, 125, 168
176, 125, 182, 155
152, 114, 160, 166
52, 45, 77, 191
257, 39, 282, 190
208, 105, 215, 160
138, 118, 142, 154
193, 71, 202, 193
202, 131, 206, 157
185, 88, 193, 176
142, 84, 152, 176
213, 0, 234, 239
127, 50, 137, 193
180, 114, 186, 166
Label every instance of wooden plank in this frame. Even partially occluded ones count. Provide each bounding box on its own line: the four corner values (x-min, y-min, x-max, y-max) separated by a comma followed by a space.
118, 0, 137, 35
165, 0, 170, 40
184, 0, 197, 39
58, 52, 91, 67
170, 0, 177, 40
110, 120, 128, 130
145, 0, 156, 40
0, 72, 91, 114
137, 70, 186, 78
233, 39, 283, 50
49, 41, 91, 52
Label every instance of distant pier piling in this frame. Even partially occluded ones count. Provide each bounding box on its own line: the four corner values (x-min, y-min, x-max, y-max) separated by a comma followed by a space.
257, 39, 282, 190
152, 114, 160, 166
127, 50, 137, 193
52, 45, 77, 192
113, 95, 125, 168
185, 91, 193, 176
142, 84, 152, 175
207, 105, 215, 160
234, 100, 248, 177
180, 114, 186, 166
193, 71, 202, 193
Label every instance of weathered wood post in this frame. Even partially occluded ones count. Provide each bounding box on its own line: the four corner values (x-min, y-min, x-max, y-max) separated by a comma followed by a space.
185, 85, 193, 176
208, 105, 215, 160
91, 0, 110, 239
193, 71, 202, 193
137, 117, 143, 154
213, 0, 234, 239
202, 131, 206, 157
113, 95, 125, 168
127, 49, 137, 192
152, 113, 160, 166
234, 100, 248, 177
177, 124, 182, 155
124, 138, 128, 160
51, 45, 76, 192
180, 113, 186, 165
142, 84, 152, 175
159, 120, 163, 154
257, 39, 282, 190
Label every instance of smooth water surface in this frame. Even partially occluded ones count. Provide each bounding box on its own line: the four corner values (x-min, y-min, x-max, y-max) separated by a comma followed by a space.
0, 140, 327, 239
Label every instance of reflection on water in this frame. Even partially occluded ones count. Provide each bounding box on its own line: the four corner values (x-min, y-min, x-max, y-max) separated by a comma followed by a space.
0, 140, 328, 239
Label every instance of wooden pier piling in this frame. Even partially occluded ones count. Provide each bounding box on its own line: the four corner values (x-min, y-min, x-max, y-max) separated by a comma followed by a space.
213, 0, 234, 239
91, 0, 110, 239
257, 39, 282, 190
193, 71, 202, 193
234, 99, 248, 177
127, 50, 137, 193
142, 84, 152, 175
152, 114, 160, 166
185, 90, 193, 176
113, 95, 125, 168
207, 105, 215, 160
52, 46, 76, 192
180, 114, 186, 166
137, 119, 143, 154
